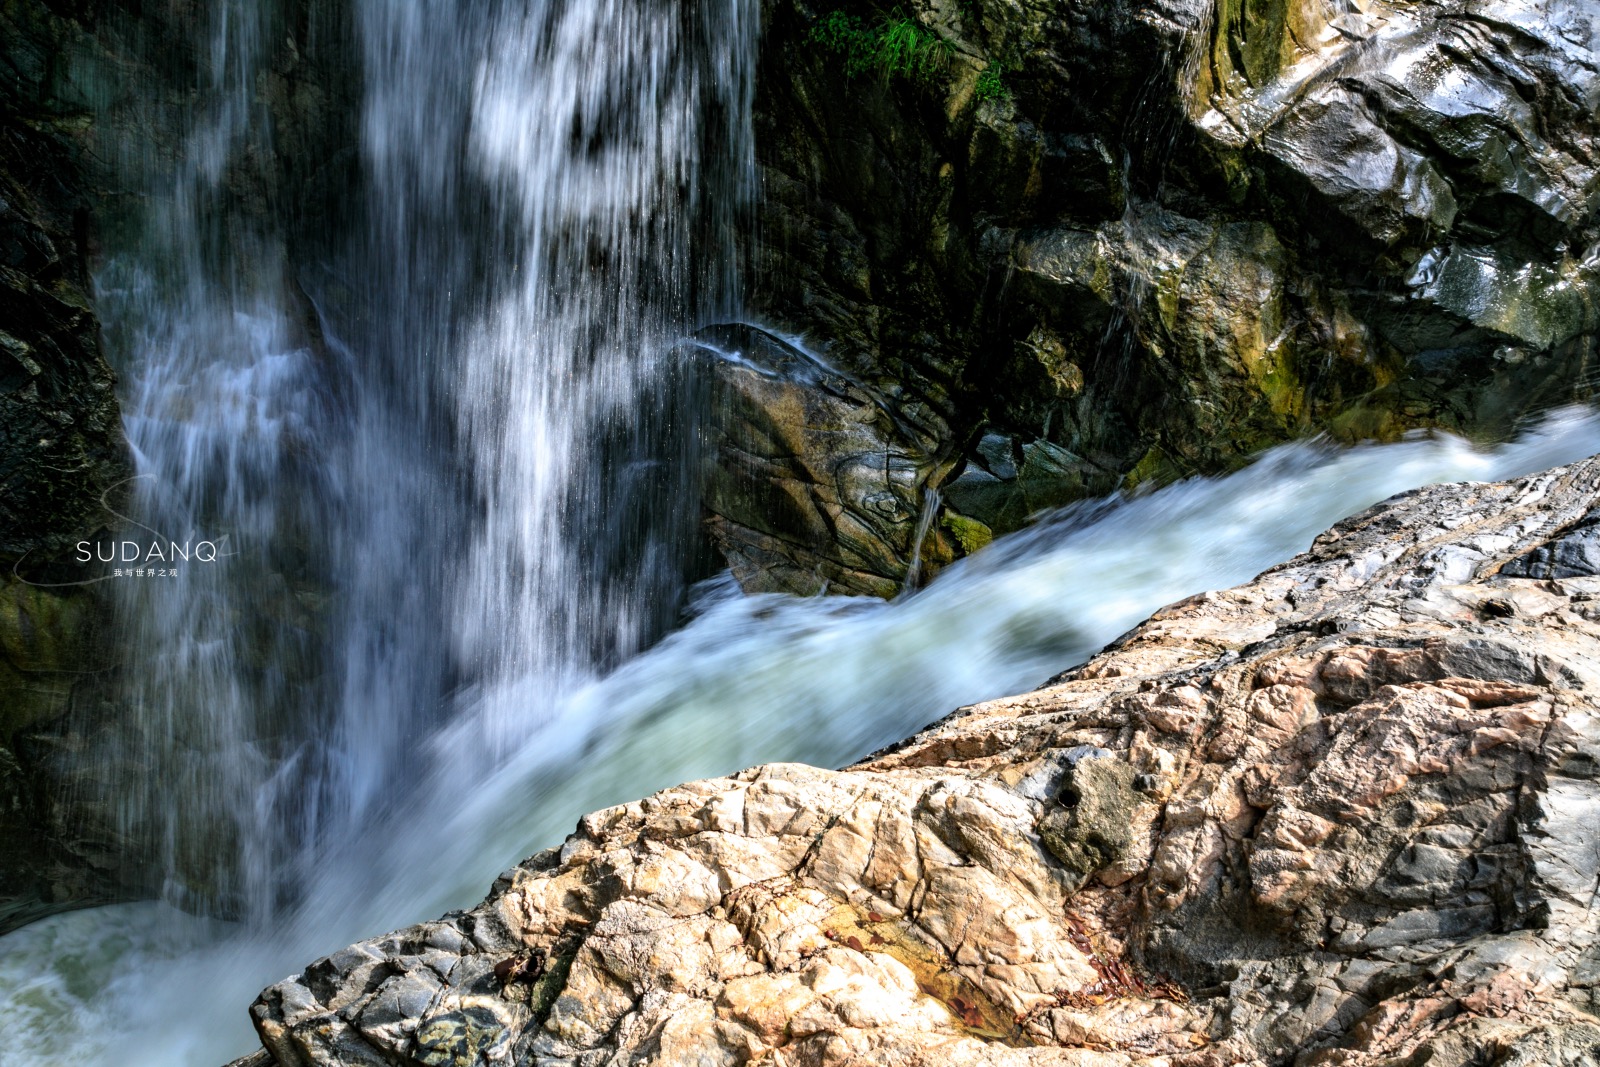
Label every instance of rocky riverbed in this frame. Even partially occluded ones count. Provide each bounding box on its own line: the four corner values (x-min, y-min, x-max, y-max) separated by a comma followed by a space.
235, 453, 1600, 1065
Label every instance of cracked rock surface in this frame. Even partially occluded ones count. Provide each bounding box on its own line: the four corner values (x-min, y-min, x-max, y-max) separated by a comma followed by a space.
247, 454, 1600, 1066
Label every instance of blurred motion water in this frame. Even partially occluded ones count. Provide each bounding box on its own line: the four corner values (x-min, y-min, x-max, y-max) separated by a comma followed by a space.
4, 411, 1600, 1064
4, 0, 764, 1054
77, 0, 756, 930
89, 0, 345, 923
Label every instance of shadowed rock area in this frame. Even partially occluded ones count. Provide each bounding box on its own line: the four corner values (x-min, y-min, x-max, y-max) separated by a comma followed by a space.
0, 0, 128, 931
241, 454, 1600, 1065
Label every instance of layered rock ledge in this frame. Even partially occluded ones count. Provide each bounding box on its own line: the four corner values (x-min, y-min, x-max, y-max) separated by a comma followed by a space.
245, 454, 1600, 1066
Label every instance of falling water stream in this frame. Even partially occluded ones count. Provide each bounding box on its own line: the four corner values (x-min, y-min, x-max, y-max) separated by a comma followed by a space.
3, 1, 1600, 1063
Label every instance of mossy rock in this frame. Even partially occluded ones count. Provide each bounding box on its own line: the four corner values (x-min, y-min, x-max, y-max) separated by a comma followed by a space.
940, 509, 993, 556
1038, 753, 1147, 892
0, 577, 99, 736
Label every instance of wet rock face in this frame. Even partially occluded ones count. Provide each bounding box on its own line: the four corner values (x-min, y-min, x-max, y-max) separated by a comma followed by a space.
246, 455, 1600, 1066
0, 0, 130, 932
0, 576, 123, 931
0, 186, 122, 560
0, 3, 125, 561
695, 326, 957, 596
1187, 0, 1600, 355
726, 0, 1600, 594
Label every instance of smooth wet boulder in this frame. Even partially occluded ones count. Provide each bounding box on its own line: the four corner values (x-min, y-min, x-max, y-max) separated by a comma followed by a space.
239, 452, 1600, 1066
695, 325, 958, 596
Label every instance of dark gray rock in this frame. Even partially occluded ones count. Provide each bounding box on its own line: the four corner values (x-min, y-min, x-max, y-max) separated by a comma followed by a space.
0, 3, 125, 562
1502, 509, 1600, 580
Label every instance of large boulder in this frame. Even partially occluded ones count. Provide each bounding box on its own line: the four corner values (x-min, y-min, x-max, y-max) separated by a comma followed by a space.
243, 453, 1600, 1065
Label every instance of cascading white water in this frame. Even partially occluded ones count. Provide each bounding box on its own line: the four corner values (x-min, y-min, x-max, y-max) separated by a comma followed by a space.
344, 0, 758, 767
85, 0, 756, 927
438, 0, 755, 737
5, 413, 1600, 1064
0, 0, 762, 1057
88, 0, 342, 923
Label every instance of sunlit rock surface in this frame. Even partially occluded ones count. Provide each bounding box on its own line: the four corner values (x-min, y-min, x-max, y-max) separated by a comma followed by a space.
246, 454, 1600, 1065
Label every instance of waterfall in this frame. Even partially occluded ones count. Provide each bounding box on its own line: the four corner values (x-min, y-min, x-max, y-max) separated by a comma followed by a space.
91, 0, 342, 923
358, 0, 756, 760
83, 0, 758, 934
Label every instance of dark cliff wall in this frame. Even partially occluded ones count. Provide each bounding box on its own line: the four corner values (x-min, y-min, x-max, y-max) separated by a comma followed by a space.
1, 0, 130, 930
709, 0, 1599, 595
0, 2, 124, 561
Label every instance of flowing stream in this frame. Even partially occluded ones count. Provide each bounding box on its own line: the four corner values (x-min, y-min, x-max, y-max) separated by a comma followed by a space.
3, 0, 1600, 1062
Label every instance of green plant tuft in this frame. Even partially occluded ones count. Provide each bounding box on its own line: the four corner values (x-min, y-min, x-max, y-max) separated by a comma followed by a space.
974, 61, 1010, 101
810, 8, 954, 84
